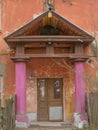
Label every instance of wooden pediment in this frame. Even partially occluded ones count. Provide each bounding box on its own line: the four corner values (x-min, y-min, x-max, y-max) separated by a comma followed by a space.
4, 10, 94, 47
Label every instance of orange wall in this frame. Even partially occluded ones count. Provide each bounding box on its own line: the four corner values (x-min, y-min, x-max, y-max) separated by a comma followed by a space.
26, 58, 74, 121
0, 0, 98, 121
0, 0, 98, 102
2, 0, 98, 34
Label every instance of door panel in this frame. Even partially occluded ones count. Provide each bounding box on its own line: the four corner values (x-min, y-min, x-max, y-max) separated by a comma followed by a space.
37, 79, 48, 121
37, 78, 63, 121
47, 78, 63, 121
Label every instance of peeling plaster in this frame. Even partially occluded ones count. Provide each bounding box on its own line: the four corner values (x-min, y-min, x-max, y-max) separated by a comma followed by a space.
0, 61, 6, 76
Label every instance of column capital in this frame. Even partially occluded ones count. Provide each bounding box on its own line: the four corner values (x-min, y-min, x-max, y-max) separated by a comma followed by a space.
70, 58, 88, 62
11, 56, 30, 62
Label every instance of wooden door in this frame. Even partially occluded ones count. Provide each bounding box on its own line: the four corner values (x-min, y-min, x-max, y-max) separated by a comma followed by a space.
47, 78, 63, 121
37, 78, 63, 121
37, 79, 48, 121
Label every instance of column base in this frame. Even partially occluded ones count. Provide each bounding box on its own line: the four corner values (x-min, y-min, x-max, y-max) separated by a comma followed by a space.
16, 114, 28, 122
80, 112, 88, 121
73, 112, 89, 128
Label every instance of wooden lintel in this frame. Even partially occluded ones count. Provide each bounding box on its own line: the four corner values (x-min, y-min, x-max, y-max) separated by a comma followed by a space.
24, 43, 73, 48
6, 36, 92, 43
11, 53, 89, 59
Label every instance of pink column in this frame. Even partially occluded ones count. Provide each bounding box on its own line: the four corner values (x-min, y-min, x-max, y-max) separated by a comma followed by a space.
15, 62, 28, 122
74, 62, 86, 115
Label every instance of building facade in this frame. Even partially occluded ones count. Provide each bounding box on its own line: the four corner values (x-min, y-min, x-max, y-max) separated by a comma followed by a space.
0, 0, 98, 125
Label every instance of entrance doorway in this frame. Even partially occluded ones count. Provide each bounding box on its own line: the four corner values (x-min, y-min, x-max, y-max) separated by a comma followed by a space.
37, 78, 63, 121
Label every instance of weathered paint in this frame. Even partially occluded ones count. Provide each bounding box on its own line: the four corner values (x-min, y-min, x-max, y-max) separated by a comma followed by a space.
1, 0, 98, 96
15, 62, 28, 122
2, 0, 98, 33
74, 62, 85, 114
0, 0, 98, 123
0, 61, 6, 76
0, 76, 4, 107
26, 58, 74, 122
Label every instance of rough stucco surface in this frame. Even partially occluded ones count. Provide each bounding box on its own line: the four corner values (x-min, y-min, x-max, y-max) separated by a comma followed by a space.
26, 59, 75, 121
2, 0, 98, 33
0, 61, 6, 76
0, 0, 98, 121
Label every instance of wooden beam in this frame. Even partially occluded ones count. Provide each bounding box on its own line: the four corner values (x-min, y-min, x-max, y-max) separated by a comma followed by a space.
6, 35, 93, 43
11, 53, 89, 59
24, 43, 73, 48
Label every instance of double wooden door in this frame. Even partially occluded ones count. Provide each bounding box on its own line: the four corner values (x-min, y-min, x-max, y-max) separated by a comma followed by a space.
37, 78, 63, 121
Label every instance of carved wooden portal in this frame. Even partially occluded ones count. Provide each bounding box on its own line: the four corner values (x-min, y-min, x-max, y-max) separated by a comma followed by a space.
37, 78, 63, 121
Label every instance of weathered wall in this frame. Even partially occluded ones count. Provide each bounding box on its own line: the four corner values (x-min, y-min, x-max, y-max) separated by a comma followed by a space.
55, 0, 98, 32
2, 0, 98, 33
26, 58, 75, 121
0, 0, 98, 120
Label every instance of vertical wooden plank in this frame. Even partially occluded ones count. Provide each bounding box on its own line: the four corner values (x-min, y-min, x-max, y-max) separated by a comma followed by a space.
16, 43, 24, 56
87, 93, 98, 127
0, 75, 4, 107
37, 78, 48, 121
86, 93, 92, 125
75, 43, 84, 54
0, 95, 16, 130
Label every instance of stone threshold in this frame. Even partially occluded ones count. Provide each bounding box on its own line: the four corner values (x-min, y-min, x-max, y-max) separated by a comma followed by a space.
15, 121, 77, 129
29, 122, 74, 128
